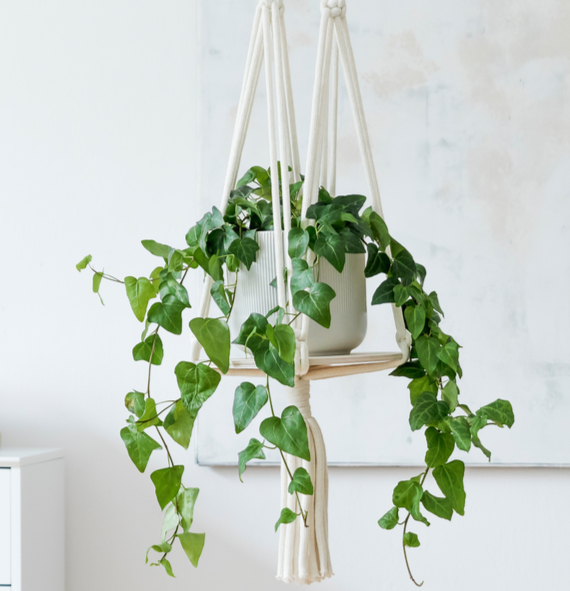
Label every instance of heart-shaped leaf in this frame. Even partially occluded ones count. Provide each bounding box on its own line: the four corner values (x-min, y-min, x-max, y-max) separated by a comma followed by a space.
189, 318, 230, 373
288, 228, 310, 258
275, 508, 299, 532
159, 274, 190, 307
404, 304, 426, 340
163, 400, 196, 450
233, 313, 268, 353
293, 282, 336, 328
421, 490, 453, 521
288, 467, 313, 496
290, 258, 314, 295
424, 427, 455, 467
266, 323, 296, 363
433, 460, 466, 515
416, 335, 441, 374
371, 277, 399, 305
125, 276, 157, 322
175, 361, 221, 413
364, 243, 390, 277
438, 341, 459, 372
260, 406, 310, 461
314, 233, 346, 273
151, 466, 184, 510
148, 296, 186, 335
238, 438, 266, 482
120, 424, 162, 473
254, 341, 295, 387
177, 488, 199, 533
228, 237, 260, 270
477, 399, 514, 428
378, 506, 399, 530
409, 392, 449, 431
178, 532, 205, 568
210, 280, 231, 315
233, 382, 269, 434
403, 532, 420, 548
132, 333, 164, 365
448, 417, 472, 452
408, 375, 437, 405
391, 249, 417, 286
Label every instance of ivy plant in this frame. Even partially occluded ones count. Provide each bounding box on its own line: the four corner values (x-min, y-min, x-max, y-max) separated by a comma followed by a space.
77, 164, 514, 583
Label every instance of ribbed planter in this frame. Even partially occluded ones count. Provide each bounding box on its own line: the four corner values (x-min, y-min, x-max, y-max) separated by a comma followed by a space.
228, 231, 367, 355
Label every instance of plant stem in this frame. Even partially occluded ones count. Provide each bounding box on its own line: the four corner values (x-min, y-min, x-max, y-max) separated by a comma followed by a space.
146, 329, 159, 397
155, 426, 174, 468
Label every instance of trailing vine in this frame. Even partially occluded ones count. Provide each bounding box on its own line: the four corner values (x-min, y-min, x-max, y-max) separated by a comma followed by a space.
77, 164, 514, 583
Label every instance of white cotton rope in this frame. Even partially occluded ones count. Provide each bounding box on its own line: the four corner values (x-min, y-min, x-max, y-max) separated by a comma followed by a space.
277, 380, 333, 585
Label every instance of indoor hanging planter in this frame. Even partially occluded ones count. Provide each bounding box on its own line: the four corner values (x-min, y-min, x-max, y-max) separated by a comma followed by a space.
77, 0, 514, 586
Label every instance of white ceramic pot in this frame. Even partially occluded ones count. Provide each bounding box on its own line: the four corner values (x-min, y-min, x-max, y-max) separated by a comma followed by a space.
227, 231, 367, 356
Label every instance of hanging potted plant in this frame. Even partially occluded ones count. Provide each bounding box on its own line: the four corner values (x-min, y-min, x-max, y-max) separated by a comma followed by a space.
77, 162, 514, 585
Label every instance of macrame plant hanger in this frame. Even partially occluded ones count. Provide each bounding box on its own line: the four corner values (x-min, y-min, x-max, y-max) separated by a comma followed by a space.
191, 0, 411, 585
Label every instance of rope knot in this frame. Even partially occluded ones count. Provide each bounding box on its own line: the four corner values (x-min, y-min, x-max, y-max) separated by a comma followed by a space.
322, 0, 346, 17
262, 0, 285, 13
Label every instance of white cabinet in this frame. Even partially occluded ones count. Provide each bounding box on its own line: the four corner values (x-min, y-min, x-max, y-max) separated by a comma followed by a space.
0, 449, 64, 590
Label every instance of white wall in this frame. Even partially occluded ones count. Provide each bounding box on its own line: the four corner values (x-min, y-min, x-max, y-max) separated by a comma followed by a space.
0, 2, 568, 590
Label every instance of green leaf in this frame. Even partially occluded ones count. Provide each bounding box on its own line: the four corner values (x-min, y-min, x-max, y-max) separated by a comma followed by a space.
314, 233, 346, 273
159, 558, 175, 577
477, 399, 515, 428
159, 274, 190, 308
470, 414, 492, 461
408, 376, 437, 405
177, 487, 199, 532
363, 208, 391, 250
421, 490, 453, 520
147, 541, 172, 564
425, 427, 455, 468
233, 313, 268, 353
293, 282, 336, 329
175, 361, 221, 414
390, 361, 426, 379
433, 460, 466, 515
254, 340, 295, 387
333, 194, 367, 215
178, 532, 205, 568
125, 391, 146, 418
364, 243, 390, 278
238, 438, 266, 482
125, 276, 156, 322
147, 296, 186, 334
142, 240, 173, 260
392, 479, 423, 512
260, 406, 310, 461
120, 424, 162, 472
266, 323, 296, 364
429, 291, 444, 316
404, 304, 426, 340
189, 318, 231, 373
208, 254, 224, 281
92, 272, 103, 301
403, 532, 420, 548
76, 254, 92, 271
449, 417, 472, 452
288, 467, 314, 496
151, 466, 184, 510
409, 393, 449, 431
441, 380, 459, 413
288, 228, 310, 258
233, 382, 269, 434
160, 505, 179, 542
132, 333, 164, 365
393, 284, 409, 307
416, 335, 441, 374
371, 277, 399, 305
438, 341, 459, 372
378, 506, 399, 530
210, 280, 231, 315
290, 258, 314, 295
391, 249, 417, 286
136, 398, 162, 431
410, 500, 430, 527
416, 263, 427, 285
164, 401, 196, 450
275, 508, 298, 532
340, 227, 366, 253
228, 237, 260, 270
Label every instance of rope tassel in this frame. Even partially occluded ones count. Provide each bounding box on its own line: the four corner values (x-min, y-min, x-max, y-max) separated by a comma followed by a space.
277, 380, 333, 585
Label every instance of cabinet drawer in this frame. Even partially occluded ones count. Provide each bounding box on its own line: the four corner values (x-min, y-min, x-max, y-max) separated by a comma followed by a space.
0, 468, 10, 585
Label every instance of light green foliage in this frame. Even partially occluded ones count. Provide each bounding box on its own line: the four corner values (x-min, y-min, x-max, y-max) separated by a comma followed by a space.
78, 163, 513, 582
233, 382, 269, 434
189, 318, 231, 373
288, 467, 314, 496
238, 438, 266, 482
275, 508, 298, 532
260, 406, 310, 461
